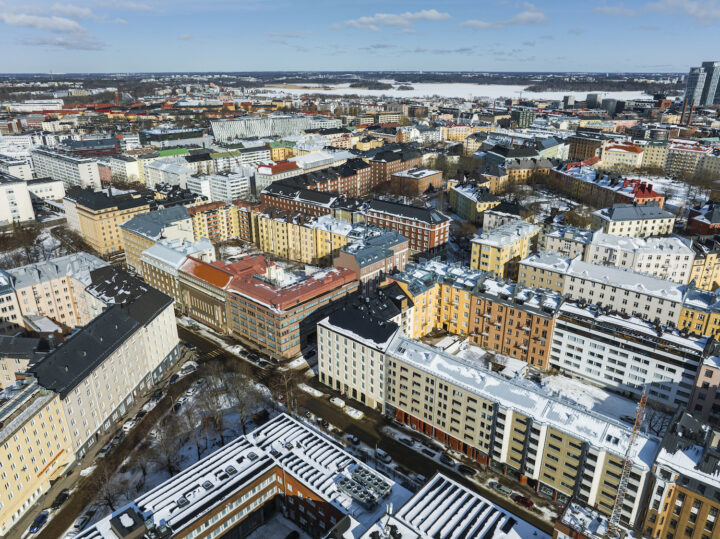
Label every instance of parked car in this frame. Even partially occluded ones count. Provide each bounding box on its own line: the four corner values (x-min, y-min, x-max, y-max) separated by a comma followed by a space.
490, 481, 513, 497
135, 409, 147, 420
439, 454, 454, 466
458, 464, 477, 476
168, 374, 180, 384
185, 386, 197, 397
111, 431, 125, 446
258, 360, 270, 368
142, 400, 157, 412
375, 448, 392, 464
303, 409, 312, 419
399, 437, 414, 446
121, 419, 137, 432
29, 512, 48, 533
512, 494, 534, 508
98, 441, 113, 458
152, 389, 164, 401
73, 509, 96, 531
51, 489, 71, 510
320, 419, 329, 429
347, 434, 359, 445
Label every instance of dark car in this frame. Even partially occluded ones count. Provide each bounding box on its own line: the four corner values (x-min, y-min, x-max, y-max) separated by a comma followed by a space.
285, 532, 300, 539
321, 419, 329, 428
29, 512, 48, 533
135, 409, 147, 420
258, 360, 270, 369
152, 389, 164, 401
512, 494, 534, 508
169, 374, 180, 384
440, 454, 454, 466
458, 464, 477, 476
173, 401, 183, 413
247, 353, 260, 362
51, 489, 70, 510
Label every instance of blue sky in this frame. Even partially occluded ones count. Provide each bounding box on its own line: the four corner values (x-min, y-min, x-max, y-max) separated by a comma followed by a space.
0, 0, 718, 73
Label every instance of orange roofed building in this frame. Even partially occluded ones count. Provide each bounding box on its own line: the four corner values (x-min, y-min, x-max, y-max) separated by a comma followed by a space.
226, 260, 358, 358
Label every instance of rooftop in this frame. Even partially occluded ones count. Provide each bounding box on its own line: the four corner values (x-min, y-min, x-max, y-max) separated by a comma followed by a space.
593, 202, 674, 222
368, 199, 449, 225
473, 220, 540, 248
119, 205, 190, 240
6, 252, 107, 290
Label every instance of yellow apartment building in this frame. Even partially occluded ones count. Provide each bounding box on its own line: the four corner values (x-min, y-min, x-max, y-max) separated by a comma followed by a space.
689, 241, 720, 291
471, 220, 540, 279
188, 202, 240, 243
0, 389, 74, 536
678, 289, 720, 339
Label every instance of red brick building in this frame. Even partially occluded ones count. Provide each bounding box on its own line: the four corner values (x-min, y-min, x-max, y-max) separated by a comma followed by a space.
390, 168, 443, 195
366, 199, 450, 255
369, 148, 423, 186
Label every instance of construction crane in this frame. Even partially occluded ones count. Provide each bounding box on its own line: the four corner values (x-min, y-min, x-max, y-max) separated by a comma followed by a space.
607, 393, 647, 537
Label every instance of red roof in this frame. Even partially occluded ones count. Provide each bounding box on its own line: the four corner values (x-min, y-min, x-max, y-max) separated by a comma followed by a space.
188, 202, 226, 215
228, 264, 357, 312
179, 257, 234, 289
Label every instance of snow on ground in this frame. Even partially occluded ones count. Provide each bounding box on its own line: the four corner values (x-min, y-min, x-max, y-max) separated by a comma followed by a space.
298, 383, 324, 397
282, 356, 309, 371
259, 82, 650, 101
79, 465, 96, 477
178, 315, 247, 357
345, 406, 364, 420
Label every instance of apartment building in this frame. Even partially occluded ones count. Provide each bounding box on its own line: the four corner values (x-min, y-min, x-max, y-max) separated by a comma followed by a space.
0, 385, 74, 536
31, 269, 179, 456
226, 259, 358, 358
6, 252, 108, 329
0, 336, 47, 388
188, 201, 240, 243
600, 141, 644, 171
63, 187, 151, 257
31, 146, 101, 190
568, 133, 605, 161
689, 237, 720, 291
210, 115, 341, 141
471, 220, 540, 279
591, 203, 676, 238
143, 158, 193, 189
389, 168, 443, 195
140, 238, 215, 300
106, 155, 141, 184
333, 231, 409, 283
519, 254, 684, 326
584, 232, 695, 284
482, 201, 535, 232
261, 183, 364, 222
365, 199, 450, 255
665, 139, 712, 178
0, 270, 22, 335
0, 154, 32, 180
369, 148, 423, 185
390, 259, 560, 368
0, 172, 35, 224
119, 206, 194, 275
447, 182, 500, 224
642, 414, 720, 539
542, 226, 595, 259
641, 140, 668, 170
26, 177, 65, 203
318, 315, 658, 527
550, 302, 706, 408
688, 356, 720, 425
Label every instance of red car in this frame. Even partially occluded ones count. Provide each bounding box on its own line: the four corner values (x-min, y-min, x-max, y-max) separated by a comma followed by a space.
512, 494, 534, 508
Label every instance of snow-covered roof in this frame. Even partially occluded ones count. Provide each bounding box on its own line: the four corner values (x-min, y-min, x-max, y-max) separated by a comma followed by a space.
472, 220, 540, 248
361, 474, 550, 539
76, 414, 412, 539
141, 238, 214, 272
385, 335, 660, 468
589, 232, 694, 256
6, 252, 108, 289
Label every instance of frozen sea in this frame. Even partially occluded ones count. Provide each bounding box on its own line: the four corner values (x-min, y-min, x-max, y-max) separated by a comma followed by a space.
259, 82, 652, 101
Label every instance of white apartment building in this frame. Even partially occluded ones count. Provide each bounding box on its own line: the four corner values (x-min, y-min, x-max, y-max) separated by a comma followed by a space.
591, 203, 676, 238
186, 175, 212, 200
550, 302, 705, 408
208, 173, 251, 203
519, 253, 684, 326
26, 178, 66, 202
543, 226, 595, 259
107, 155, 141, 183
31, 147, 101, 190
143, 158, 193, 189
584, 232, 695, 284
318, 309, 398, 411
0, 173, 35, 224
210, 115, 341, 142
0, 154, 32, 180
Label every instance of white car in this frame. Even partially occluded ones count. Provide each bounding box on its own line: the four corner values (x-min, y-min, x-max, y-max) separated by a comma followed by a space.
121, 419, 136, 432
142, 400, 157, 412
185, 386, 197, 397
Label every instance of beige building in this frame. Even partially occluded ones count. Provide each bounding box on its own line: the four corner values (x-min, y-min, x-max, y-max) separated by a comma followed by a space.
6, 252, 108, 330
0, 271, 23, 336
591, 203, 676, 238
140, 238, 216, 300
599, 141, 644, 171
665, 139, 712, 178
542, 226, 594, 259
63, 188, 151, 258
119, 206, 194, 275
0, 387, 74, 536
470, 220, 540, 279
0, 336, 46, 389
640, 140, 668, 170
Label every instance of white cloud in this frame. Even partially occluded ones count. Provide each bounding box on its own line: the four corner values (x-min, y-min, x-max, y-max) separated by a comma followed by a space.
462, 3, 546, 29
22, 35, 104, 50
179, 33, 193, 40
96, 0, 159, 13
595, 3, 639, 16
345, 9, 450, 31
113, 17, 128, 24
0, 13, 86, 33
52, 3, 98, 20
568, 27, 585, 34
646, 0, 720, 21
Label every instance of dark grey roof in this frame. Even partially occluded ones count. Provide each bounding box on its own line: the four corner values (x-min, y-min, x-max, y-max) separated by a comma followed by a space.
326, 307, 398, 345
86, 266, 174, 326
0, 335, 48, 358
368, 199, 449, 224
598, 203, 674, 221
119, 205, 189, 239
64, 187, 150, 212
30, 305, 140, 398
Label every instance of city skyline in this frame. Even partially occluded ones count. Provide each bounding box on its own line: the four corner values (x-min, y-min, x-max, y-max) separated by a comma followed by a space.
0, 0, 719, 73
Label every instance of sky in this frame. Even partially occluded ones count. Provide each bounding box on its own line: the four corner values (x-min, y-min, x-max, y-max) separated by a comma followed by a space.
0, 0, 718, 73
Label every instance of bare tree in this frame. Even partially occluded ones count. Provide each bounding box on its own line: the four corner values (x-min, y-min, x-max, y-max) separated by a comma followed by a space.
180, 397, 209, 460
197, 366, 230, 445
92, 461, 132, 512
225, 360, 261, 435
270, 368, 305, 416
149, 415, 185, 476
130, 441, 153, 488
